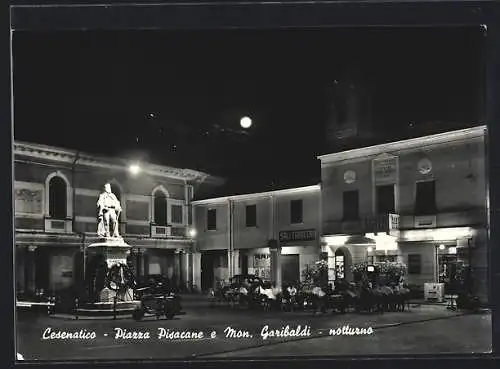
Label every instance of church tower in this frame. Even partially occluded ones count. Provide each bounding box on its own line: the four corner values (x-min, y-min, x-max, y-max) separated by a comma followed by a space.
325, 71, 373, 152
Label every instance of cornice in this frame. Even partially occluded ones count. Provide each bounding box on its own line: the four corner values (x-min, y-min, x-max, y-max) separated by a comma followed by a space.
14, 141, 219, 183
192, 184, 321, 206
318, 125, 487, 166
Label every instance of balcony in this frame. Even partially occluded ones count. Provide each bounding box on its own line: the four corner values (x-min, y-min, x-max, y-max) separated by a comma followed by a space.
398, 208, 486, 230
44, 217, 72, 233
324, 213, 400, 236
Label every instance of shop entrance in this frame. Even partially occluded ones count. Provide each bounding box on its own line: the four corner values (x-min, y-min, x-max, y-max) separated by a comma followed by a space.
201, 250, 227, 291
328, 247, 353, 284
281, 254, 300, 285
438, 254, 460, 294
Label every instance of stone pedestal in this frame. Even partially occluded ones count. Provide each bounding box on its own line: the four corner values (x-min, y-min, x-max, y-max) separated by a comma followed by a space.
86, 237, 133, 303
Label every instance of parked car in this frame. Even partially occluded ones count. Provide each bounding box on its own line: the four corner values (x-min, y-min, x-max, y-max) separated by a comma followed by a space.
135, 275, 175, 295
134, 274, 182, 317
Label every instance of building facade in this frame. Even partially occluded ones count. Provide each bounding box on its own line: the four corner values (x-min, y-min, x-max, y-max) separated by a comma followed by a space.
14, 141, 223, 298
318, 126, 489, 301
192, 185, 322, 290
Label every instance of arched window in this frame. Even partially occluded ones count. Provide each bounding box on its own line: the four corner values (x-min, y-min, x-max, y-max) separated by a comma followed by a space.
153, 190, 168, 226
48, 177, 67, 219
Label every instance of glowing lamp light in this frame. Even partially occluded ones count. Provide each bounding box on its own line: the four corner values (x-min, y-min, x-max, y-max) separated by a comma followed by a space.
129, 164, 141, 175
240, 116, 252, 129
188, 228, 197, 238
439, 244, 446, 250
367, 247, 373, 253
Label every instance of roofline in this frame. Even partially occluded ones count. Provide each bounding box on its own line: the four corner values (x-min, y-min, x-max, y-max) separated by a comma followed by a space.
191, 184, 321, 205
13, 140, 220, 182
317, 125, 487, 165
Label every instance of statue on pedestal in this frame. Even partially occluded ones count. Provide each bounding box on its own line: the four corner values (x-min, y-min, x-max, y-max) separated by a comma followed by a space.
97, 183, 122, 238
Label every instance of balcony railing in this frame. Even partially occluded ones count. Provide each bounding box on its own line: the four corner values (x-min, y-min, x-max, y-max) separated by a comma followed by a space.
323, 209, 486, 235
398, 209, 486, 230
150, 224, 188, 238
44, 217, 72, 233
151, 225, 172, 238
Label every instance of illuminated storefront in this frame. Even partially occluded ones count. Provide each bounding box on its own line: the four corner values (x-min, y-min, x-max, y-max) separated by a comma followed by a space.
318, 126, 488, 301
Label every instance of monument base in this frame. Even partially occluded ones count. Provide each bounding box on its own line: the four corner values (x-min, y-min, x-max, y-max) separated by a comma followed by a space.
76, 301, 141, 317
80, 237, 141, 317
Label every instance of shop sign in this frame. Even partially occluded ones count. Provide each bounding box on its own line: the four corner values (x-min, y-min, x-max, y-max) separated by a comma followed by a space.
279, 229, 316, 243
373, 155, 398, 184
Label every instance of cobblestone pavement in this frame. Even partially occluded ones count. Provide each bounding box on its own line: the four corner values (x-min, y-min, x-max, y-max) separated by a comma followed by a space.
16, 303, 491, 361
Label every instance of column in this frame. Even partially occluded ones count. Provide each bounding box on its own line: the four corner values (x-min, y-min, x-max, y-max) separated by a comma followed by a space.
228, 250, 232, 278
26, 246, 37, 295
270, 247, 282, 287
182, 252, 191, 289
232, 249, 240, 276
192, 252, 202, 292
174, 250, 181, 289
142, 249, 149, 277
135, 248, 143, 280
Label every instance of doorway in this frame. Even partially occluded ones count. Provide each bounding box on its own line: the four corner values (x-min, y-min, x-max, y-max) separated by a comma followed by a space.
328, 247, 353, 283
201, 252, 215, 291
281, 254, 300, 285
438, 254, 459, 294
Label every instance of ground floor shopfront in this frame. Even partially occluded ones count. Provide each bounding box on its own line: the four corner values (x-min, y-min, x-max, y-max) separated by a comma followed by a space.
15, 232, 196, 299
321, 226, 488, 302
198, 245, 320, 291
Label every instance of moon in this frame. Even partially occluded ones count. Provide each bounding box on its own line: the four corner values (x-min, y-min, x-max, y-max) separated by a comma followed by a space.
240, 116, 252, 129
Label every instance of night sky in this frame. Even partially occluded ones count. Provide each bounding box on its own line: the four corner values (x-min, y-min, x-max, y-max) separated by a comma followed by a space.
12, 27, 484, 194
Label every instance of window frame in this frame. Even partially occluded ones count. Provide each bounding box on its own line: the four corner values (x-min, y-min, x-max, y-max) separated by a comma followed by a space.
245, 204, 257, 228
414, 179, 437, 216
153, 190, 168, 226
207, 208, 217, 231
342, 189, 360, 221
375, 184, 396, 215
48, 176, 68, 219
290, 199, 303, 224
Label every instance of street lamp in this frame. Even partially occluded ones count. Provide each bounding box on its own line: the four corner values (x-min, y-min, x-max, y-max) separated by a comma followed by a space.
188, 228, 197, 238
129, 163, 141, 176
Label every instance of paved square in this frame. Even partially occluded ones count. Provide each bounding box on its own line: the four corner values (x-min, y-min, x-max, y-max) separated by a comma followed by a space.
16, 302, 492, 360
